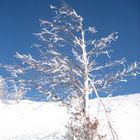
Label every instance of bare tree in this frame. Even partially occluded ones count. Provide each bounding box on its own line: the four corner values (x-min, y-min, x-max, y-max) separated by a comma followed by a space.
1, 2, 140, 139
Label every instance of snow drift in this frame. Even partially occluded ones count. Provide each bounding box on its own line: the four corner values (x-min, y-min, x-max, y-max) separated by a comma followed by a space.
0, 93, 140, 140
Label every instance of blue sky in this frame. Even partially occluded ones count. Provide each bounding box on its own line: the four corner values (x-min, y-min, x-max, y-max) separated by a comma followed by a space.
0, 0, 140, 96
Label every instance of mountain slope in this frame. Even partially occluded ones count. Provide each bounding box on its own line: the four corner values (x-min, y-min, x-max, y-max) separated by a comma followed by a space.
0, 93, 140, 140
106, 94, 140, 140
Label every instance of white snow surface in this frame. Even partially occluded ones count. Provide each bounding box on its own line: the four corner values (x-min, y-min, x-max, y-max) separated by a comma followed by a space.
0, 93, 140, 140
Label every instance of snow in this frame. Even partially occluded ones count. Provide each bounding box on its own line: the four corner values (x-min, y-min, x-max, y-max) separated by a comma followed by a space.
108, 94, 140, 140
0, 101, 68, 140
0, 93, 140, 140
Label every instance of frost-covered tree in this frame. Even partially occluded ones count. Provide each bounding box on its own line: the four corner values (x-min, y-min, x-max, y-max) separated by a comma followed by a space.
0, 65, 27, 100
1, 2, 140, 139
0, 76, 5, 99
12, 2, 140, 112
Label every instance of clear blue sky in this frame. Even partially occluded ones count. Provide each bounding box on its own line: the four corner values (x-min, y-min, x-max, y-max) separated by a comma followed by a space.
0, 0, 140, 96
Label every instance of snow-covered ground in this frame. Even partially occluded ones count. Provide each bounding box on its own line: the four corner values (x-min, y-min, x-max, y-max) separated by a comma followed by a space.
89, 93, 140, 140
0, 93, 140, 140
0, 101, 68, 140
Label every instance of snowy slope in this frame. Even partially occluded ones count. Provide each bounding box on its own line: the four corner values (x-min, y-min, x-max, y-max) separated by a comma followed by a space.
0, 93, 140, 140
88, 93, 140, 140
108, 94, 140, 140
0, 101, 69, 140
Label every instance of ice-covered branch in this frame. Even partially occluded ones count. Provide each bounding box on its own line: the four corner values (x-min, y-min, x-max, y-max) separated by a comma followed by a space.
87, 32, 118, 58
89, 58, 126, 72
92, 61, 140, 93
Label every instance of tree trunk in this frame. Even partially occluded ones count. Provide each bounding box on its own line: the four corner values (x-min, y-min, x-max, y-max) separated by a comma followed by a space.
81, 29, 89, 116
